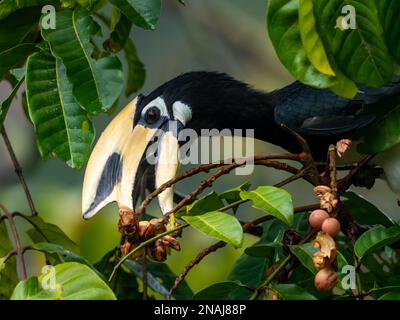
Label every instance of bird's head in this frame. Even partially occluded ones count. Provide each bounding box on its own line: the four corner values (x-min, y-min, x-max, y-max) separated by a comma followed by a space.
82, 72, 264, 219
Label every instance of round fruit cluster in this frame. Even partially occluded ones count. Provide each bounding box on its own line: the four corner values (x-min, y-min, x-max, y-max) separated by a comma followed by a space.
309, 209, 341, 291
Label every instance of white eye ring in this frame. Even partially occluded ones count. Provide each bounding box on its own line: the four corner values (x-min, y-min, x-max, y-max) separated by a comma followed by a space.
141, 97, 169, 119
172, 101, 192, 126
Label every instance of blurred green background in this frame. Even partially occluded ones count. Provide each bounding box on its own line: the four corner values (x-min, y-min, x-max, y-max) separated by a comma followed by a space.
0, 0, 399, 294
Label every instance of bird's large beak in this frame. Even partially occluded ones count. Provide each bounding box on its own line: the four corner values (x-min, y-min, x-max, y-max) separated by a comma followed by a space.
82, 98, 180, 219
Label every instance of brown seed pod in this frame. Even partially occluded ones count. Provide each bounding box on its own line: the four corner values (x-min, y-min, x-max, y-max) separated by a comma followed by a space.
312, 232, 337, 270
147, 239, 168, 262
314, 266, 338, 291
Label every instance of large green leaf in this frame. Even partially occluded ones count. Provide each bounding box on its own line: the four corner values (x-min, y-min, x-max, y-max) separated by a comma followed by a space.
23, 215, 80, 253
342, 192, 394, 227
0, 0, 57, 20
0, 43, 36, 80
109, 0, 161, 30
244, 242, 282, 258
297, 0, 358, 98
267, 0, 336, 88
193, 282, 250, 300
123, 39, 145, 96
377, 0, 400, 63
0, 221, 18, 299
11, 262, 116, 300
41, 8, 124, 114
379, 289, 400, 300
271, 283, 317, 300
31, 243, 93, 269
358, 102, 400, 154
0, 76, 24, 127
240, 186, 294, 226
354, 226, 400, 260
0, 8, 41, 53
312, 0, 393, 88
182, 212, 243, 248
298, 0, 335, 76
25, 51, 95, 169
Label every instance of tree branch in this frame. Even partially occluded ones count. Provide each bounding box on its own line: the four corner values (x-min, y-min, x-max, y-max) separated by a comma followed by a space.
1, 127, 38, 216
0, 203, 27, 280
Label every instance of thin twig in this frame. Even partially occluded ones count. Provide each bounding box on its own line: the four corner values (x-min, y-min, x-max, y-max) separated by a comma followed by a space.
0, 203, 27, 280
136, 155, 302, 217
1, 127, 38, 216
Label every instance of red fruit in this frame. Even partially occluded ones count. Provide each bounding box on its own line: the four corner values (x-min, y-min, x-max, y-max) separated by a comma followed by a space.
308, 210, 329, 230
314, 267, 338, 291
322, 218, 341, 237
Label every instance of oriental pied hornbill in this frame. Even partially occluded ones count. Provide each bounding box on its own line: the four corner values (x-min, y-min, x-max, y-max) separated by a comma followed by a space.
82, 72, 400, 219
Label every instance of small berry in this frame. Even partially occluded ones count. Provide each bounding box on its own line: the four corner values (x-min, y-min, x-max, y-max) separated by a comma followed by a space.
309, 210, 330, 230
315, 267, 338, 291
322, 218, 341, 237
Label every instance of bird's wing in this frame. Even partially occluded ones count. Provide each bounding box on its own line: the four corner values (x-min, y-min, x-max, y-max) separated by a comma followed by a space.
273, 77, 400, 137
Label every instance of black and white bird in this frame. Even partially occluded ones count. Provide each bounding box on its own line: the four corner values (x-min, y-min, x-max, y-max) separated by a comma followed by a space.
82, 72, 400, 219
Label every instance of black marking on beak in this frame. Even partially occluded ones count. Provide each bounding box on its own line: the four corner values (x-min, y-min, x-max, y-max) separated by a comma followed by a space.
83, 152, 122, 219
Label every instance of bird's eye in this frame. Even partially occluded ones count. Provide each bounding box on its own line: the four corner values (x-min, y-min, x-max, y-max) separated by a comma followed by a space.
144, 106, 160, 124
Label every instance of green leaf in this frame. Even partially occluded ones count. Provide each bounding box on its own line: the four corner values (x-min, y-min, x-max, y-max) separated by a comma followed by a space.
0, 76, 24, 127
271, 283, 317, 300
41, 8, 124, 114
124, 39, 145, 96
228, 219, 283, 299
25, 51, 95, 169
109, 0, 161, 30
177, 191, 224, 218
297, 0, 358, 98
312, 0, 393, 88
267, 0, 336, 88
0, 0, 57, 20
342, 192, 394, 227
0, 221, 18, 299
240, 186, 294, 226
31, 242, 94, 269
24, 215, 80, 253
103, 10, 132, 54
182, 212, 243, 248
298, 0, 335, 76
219, 182, 251, 213
193, 282, 250, 300
0, 43, 36, 80
11, 262, 116, 300
0, 7, 41, 53
377, 0, 400, 63
289, 243, 317, 275
123, 260, 193, 300
355, 226, 400, 260
379, 289, 400, 300
358, 103, 400, 154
